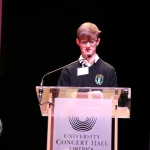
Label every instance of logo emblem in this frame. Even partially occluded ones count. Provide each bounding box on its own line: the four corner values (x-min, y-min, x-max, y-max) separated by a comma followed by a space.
68, 116, 97, 132
0, 119, 2, 136
95, 74, 104, 85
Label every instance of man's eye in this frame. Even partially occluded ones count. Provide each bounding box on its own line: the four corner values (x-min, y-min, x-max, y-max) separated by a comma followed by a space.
82, 42, 87, 44
90, 41, 94, 43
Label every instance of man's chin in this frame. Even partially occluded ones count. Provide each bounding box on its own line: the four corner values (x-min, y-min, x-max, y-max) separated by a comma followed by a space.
86, 52, 92, 56
83, 53, 91, 58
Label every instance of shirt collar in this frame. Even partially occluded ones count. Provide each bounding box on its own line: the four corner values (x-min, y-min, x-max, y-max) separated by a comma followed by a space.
79, 54, 99, 67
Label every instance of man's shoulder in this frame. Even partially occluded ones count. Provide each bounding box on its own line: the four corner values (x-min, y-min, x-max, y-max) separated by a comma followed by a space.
63, 61, 80, 71
98, 58, 115, 70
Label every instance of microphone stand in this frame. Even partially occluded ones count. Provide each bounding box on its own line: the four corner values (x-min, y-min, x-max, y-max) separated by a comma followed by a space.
38, 55, 91, 104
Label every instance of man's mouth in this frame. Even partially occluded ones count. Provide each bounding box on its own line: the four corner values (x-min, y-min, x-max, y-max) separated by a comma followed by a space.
85, 49, 91, 52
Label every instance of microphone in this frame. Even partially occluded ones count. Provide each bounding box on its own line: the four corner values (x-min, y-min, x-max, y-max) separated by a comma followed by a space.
38, 54, 91, 103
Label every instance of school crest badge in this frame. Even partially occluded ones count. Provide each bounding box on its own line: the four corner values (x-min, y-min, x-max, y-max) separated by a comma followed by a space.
95, 74, 104, 85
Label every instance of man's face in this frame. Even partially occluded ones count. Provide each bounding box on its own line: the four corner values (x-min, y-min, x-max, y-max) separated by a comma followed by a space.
76, 36, 100, 58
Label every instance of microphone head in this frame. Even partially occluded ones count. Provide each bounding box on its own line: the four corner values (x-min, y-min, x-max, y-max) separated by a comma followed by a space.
87, 54, 91, 58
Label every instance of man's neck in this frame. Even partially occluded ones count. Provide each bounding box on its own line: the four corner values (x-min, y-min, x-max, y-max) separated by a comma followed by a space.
86, 54, 96, 64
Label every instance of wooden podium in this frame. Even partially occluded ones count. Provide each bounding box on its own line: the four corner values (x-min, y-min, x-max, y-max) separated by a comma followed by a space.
36, 86, 131, 150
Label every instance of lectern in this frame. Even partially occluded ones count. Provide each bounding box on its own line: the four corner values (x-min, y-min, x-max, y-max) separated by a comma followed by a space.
36, 86, 131, 150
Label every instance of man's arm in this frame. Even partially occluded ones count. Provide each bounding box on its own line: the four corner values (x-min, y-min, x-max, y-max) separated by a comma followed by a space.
57, 68, 70, 86
109, 68, 118, 87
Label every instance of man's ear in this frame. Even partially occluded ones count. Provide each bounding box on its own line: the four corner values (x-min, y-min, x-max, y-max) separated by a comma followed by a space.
76, 38, 80, 46
96, 38, 100, 46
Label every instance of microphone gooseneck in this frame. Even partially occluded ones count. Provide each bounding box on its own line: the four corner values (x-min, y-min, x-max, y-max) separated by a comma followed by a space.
38, 55, 91, 103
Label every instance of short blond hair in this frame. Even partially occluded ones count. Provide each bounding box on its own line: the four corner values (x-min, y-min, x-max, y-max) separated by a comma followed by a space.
77, 22, 101, 40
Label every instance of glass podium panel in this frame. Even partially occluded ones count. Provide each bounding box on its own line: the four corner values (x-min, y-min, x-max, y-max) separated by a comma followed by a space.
35, 86, 131, 118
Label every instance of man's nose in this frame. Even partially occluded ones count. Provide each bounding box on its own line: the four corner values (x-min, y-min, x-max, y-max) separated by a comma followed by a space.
86, 42, 90, 47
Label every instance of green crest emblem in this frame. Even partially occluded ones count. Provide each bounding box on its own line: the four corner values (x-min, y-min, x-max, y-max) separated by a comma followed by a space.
95, 74, 104, 85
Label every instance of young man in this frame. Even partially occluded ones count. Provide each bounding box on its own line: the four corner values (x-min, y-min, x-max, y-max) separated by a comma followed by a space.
57, 22, 118, 87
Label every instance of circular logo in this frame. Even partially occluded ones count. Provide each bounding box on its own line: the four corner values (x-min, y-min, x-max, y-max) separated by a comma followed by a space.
0, 119, 3, 136
68, 116, 97, 132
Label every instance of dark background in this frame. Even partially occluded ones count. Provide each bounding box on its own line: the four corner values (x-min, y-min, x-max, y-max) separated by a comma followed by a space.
0, 1, 149, 150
